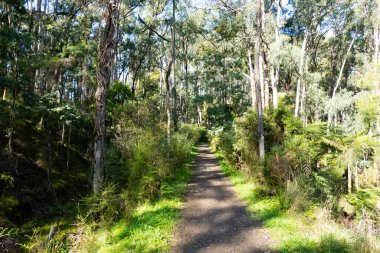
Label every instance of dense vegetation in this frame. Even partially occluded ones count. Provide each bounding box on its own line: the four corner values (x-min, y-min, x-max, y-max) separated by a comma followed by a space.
1, 0, 380, 252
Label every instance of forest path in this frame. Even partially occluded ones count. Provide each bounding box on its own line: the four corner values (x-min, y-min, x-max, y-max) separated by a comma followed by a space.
170, 144, 274, 253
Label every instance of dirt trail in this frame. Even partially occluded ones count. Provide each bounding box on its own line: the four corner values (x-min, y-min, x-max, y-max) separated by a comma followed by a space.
170, 144, 274, 253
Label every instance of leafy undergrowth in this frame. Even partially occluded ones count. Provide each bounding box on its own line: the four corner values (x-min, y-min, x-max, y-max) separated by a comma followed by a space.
216, 153, 379, 253
77, 157, 194, 252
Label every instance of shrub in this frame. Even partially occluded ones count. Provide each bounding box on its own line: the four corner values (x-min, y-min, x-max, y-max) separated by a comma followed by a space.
209, 125, 237, 167
179, 124, 208, 143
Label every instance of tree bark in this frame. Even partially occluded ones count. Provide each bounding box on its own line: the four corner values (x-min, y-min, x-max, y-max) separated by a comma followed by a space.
93, 0, 118, 194
354, 163, 359, 192
171, 0, 178, 131
270, 66, 278, 108
300, 54, 309, 125
327, 37, 355, 125
165, 60, 172, 141
248, 51, 257, 107
273, 0, 281, 108
255, 0, 265, 159
294, 30, 308, 117
374, 1, 380, 140
347, 163, 351, 194
264, 65, 270, 108
259, 50, 265, 109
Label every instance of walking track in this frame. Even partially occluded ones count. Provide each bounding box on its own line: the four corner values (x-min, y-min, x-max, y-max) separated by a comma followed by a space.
170, 144, 274, 253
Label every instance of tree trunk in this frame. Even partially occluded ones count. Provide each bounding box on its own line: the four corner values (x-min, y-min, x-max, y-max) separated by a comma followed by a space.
295, 30, 308, 117
33, 0, 42, 94
264, 66, 270, 108
259, 51, 265, 110
93, 0, 118, 194
165, 61, 172, 141
255, 0, 265, 159
171, 0, 178, 132
270, 66, 278, 108
248, 51, 257, 107
354, 163, 359, 192
374, 1, 380, 140
374, 0, 380, 65
2, 89, 6, 100
197, 105, 202, 126
273, 0, 281, 109
300, 55, 309, 125
347, 163, 352, 194
328, 37, 355, 125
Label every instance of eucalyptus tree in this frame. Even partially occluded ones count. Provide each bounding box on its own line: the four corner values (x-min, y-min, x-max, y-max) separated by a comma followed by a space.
254, 0, 265, 159
93, 0, 119, 194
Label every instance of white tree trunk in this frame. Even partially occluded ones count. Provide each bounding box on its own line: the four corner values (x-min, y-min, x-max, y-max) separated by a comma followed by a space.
355, 163, 359, 192
295, 30, 308, 117
248, 51, 257, 107
259, 52, 265, 110
271, 66, 278, 108
347, 163, 352, 194
273, 0, 281, 109
328, 37, 355, 125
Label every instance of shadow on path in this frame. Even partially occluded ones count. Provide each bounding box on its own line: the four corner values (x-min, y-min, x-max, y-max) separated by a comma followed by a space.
170, 144, 274, 253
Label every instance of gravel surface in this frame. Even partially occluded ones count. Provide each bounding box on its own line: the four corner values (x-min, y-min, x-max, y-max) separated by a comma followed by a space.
170, 144, 275, 253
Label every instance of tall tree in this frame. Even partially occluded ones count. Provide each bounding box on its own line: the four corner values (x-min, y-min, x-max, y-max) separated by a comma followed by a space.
93, 0, 119, 194
272, 0, 281, 109
255, 0, 265, 159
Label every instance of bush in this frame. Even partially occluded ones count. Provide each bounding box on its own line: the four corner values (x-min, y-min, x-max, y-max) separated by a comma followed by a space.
179, 124, 208, 143
210, 106, 347, 209
209, 125, 237, 167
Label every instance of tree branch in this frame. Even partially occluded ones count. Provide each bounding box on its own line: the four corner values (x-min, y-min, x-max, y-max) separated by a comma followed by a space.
137, 16, 170, 42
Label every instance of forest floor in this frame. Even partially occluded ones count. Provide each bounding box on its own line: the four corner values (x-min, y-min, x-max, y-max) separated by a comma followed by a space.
170, 144, 275, 253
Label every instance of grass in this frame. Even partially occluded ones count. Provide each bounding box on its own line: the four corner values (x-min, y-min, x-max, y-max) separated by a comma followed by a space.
214, 153, 365, 253
77, 149, 196, 253
95, 167, 192, 253
21, 148, 196, 253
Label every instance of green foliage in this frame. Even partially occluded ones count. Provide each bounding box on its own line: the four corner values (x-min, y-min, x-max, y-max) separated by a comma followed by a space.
82, 185, 123, 226
108, 81, 132, 104
217, 152, 380, 253
0, 227, 19, 237
21, 227, 68, 253
211, 105, 378, 223
209, 124, 237, 167
3, 0, 380, 251
343, 189, 380, 222
179, 124, 208, 143
74, 161, 193, 253
0, 98, 91, 230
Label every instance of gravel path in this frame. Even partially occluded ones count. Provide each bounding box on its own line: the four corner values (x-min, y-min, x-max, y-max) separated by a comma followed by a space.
170, 144, 274, 253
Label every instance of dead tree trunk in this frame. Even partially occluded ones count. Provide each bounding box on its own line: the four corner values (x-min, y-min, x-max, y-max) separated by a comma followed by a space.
93, 0, 118, 194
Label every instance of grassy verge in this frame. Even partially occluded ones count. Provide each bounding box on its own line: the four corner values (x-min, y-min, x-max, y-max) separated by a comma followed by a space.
77, 148, 196, 253
214, 153, 368, 253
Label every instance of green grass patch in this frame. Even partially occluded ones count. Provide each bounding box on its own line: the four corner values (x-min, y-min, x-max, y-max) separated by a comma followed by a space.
83, 153, 195, 253
214, 152, 361, 253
